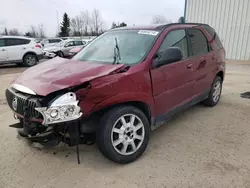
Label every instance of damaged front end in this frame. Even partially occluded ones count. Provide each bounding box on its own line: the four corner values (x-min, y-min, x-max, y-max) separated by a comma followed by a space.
5, 84, 93, 147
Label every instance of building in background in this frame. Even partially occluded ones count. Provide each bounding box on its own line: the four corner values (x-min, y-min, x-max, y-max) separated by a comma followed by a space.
185, 0, 250, 60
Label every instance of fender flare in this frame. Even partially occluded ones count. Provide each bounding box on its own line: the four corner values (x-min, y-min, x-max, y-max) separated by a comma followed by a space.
22, 51, 38, 61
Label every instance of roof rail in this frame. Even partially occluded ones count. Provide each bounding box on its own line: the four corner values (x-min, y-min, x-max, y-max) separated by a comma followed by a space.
156, 22, 210, 30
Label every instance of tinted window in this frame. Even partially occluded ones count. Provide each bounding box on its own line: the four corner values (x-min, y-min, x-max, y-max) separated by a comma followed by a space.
201, 25, 223, 50
74, 41, 83, 45
187, 29, 209, 56
6, 38, 30, 46
158, 29, 188, 59
65, 41, 74, 47
0, 39, 5, 47
49, 39, 61, 43
214, 33, 223, 50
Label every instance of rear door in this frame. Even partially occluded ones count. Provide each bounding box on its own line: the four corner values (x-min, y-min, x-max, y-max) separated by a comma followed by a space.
0, 39, 8, 62
5, 38, 31, 61
151, 29, 195, 116
186, 28, 216, 95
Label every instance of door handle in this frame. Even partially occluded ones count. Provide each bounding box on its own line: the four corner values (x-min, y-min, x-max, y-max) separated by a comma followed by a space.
1, 49, 5, 51
212, 55, 216, 60
187, 64, 193, 69
23, 47, 26, 50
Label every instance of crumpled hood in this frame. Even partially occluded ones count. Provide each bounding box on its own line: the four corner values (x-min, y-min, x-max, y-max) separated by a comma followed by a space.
13, 57, 125, 96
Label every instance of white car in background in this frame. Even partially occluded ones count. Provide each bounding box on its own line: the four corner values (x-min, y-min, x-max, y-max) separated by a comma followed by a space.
43, 39, 86, 58
0, 36, 43, 67
40, 38, 63, 48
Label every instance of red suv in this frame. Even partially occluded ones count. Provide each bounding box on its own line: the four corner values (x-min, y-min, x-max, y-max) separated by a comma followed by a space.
5, 23, 225, 164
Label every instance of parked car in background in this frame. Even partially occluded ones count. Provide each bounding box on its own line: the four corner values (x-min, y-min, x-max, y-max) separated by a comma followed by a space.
0, 36, 43, 66
43, 39, 86, 58
40, 38, 63, 48
5, 23, 225, 164
68, 46, 84, 58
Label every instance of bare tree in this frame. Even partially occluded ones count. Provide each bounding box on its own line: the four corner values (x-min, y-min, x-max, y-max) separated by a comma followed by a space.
71, 15, 83, 36
151, 15, 172, 24
30, 25, 38, 37
38, 24, 46, 38
9, 28, 20, 36
81, 10, 91, 35
91, 9, 104, 35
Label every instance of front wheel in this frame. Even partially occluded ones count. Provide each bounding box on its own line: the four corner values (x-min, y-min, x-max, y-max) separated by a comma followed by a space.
96, 106, 150, 164
57, 51, 64, 57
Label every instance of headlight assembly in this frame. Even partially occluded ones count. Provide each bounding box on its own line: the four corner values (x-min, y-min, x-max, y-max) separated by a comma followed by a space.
35, 92, 82, 125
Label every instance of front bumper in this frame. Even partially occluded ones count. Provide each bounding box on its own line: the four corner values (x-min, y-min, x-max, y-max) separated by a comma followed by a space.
37, 54, 44, 61
43, 51, 56, 58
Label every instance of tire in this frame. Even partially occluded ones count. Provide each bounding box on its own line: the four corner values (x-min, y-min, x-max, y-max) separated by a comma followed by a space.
57, 51, 64, 57
23, 54, 38, 67
202, 76, 222, 107
96, 105, 150, 164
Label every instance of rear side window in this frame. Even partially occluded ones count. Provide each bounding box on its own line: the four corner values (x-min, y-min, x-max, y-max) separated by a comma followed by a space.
5, 38, 30, 46
158, 29, 188, 59
74, 41, 84, 45
187, 29, 209, 56
0, 39, 5, 47
49, 39, 61, 43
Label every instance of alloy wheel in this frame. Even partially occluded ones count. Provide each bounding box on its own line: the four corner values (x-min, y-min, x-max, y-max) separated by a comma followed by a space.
111, 114, 145, 156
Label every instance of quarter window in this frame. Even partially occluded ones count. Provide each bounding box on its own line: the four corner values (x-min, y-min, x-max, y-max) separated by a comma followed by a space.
158, 29, 188, 59
187, 29, 209, 56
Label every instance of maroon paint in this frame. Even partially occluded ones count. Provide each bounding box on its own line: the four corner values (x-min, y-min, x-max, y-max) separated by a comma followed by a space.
12, 24, 225, 120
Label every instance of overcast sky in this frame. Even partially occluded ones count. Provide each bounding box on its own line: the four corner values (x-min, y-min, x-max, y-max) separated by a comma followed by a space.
1, 0, 185, 37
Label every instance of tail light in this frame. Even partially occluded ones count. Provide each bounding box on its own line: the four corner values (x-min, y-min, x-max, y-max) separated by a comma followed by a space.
35, 44, 41, 48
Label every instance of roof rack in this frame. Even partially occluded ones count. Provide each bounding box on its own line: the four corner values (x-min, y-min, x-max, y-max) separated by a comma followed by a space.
156, 22, 210, 30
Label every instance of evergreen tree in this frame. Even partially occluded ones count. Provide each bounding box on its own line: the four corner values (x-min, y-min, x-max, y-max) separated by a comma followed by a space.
59, 13, 70, 37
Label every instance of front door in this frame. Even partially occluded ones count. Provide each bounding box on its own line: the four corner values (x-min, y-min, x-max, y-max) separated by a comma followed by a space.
0, 39, 8, 62
63, 41, 75, 56
150, 29, 195, 117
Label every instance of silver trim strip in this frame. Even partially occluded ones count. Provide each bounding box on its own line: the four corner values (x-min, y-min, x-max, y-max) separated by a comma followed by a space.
11, 84, 36, 95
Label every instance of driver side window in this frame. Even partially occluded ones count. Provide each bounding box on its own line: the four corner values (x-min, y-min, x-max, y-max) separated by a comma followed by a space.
158, 29, 188, 60
65, 41, 74, 47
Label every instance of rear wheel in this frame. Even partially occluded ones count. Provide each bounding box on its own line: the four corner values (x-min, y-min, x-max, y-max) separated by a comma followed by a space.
96, 106, 150, 164
202, 76, 222, 107
23, 54, 37, 67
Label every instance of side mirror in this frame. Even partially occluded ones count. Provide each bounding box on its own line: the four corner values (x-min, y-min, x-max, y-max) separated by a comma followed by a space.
153, 47, 183, 68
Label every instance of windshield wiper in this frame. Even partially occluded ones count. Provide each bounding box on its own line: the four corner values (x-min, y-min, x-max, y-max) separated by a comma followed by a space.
113, 38, 121, 64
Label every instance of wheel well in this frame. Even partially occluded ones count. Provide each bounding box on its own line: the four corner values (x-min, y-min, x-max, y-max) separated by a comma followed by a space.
216, 71, 224, 82
23, 52, 38, 62
91, 101, 151, 124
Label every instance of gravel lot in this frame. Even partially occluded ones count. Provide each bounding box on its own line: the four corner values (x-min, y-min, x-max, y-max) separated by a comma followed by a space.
0, 60, 250, 188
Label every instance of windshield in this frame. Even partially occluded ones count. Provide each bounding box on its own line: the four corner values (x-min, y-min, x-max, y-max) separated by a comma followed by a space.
72, 30, 159, 65
54, 40, 65, 47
